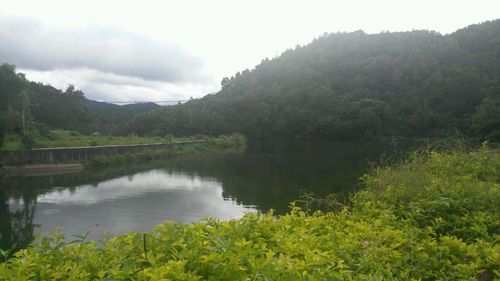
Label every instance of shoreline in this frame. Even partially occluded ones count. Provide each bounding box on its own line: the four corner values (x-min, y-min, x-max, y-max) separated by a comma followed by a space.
0, 163, 84, 177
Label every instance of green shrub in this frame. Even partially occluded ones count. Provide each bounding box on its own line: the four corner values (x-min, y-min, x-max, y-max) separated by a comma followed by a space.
355, 144, 500, 243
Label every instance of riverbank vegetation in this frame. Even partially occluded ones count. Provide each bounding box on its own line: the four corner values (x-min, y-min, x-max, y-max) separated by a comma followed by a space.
0, 129, 226, 151
85, 134, 246, 168
0, 146, 497, 280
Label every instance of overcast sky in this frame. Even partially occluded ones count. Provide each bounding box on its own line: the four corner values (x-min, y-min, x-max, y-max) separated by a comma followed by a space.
0, 0, 498, 103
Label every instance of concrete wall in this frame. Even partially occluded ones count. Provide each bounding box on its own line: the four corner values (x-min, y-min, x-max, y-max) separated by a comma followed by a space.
0, 141, 207, 165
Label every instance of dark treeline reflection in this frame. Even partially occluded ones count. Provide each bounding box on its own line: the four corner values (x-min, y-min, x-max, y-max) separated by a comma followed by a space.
157, 140, 412, 212
0, 140, 413, 251
0, 186, 37, 257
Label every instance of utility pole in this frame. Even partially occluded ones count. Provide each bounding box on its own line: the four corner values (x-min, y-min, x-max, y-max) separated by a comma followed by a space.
21, 93, 26, 136
21, 107, 26, 136
20, 90, 30, 139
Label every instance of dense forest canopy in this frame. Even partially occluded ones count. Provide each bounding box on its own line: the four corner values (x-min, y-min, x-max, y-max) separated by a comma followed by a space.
124, 20, 500, 141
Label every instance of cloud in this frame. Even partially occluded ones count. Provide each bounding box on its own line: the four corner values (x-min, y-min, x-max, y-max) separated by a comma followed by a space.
20, 67, 218, 103
0, 16, 209, 84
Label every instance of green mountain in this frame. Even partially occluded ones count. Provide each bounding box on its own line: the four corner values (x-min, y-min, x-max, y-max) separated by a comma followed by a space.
125, 20, 500, 141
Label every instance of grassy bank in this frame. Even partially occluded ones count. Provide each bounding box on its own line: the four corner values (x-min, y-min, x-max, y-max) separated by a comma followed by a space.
0, 146, 498, 280
84, 134, 247, 168
2, 130, 223, 151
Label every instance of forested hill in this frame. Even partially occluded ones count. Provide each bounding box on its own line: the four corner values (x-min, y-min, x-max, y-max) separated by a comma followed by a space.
0, 64, 160, 146
85, 100, 160, 126
125, 20, 500, 141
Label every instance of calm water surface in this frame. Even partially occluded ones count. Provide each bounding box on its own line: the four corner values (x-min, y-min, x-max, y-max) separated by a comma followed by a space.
0, 140, 413, 250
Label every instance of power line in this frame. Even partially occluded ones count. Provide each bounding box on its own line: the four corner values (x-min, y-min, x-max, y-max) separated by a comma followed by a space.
99, 100, 189, 105
99, 91, 216, 104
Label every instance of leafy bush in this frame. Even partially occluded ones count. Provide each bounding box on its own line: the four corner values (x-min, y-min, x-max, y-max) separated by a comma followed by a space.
355, 144, 500, 243
0, 147, 498, 280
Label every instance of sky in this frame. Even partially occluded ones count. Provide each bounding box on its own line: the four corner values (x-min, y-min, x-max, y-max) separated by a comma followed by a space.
0, 0, 499, 103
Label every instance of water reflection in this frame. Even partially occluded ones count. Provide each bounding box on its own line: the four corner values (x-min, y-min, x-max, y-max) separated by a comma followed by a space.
0, 140, 414, 251
38, 171, 224, 205
0, 189, 37, 257
32, 171, 253, 241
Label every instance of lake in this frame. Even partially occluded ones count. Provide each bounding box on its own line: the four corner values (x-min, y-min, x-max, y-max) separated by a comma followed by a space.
0, 140, 414, 250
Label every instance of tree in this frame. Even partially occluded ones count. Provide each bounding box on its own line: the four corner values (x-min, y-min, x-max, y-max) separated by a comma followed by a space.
221, 77, 230, 89
0, 64, 26, 149
471, 97, 500, 141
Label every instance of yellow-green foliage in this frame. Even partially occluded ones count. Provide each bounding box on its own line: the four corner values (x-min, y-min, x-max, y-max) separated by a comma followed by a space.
0, 148, 498, 280
1, 134, 24, 151
355, 145, 499, 243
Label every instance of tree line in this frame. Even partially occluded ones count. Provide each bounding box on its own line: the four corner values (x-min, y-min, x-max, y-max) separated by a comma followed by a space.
0, 64, 158, 149
124, 20, 500, 141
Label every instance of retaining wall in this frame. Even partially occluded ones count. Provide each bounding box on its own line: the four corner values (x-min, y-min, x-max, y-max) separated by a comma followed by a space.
0, 141, 207, 165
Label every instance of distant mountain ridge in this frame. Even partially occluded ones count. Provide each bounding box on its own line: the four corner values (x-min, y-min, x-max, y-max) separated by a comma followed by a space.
0, 65, 161, 138
27, 81, 161, 133
124, 19, 500, 141
85, 100, 160, 125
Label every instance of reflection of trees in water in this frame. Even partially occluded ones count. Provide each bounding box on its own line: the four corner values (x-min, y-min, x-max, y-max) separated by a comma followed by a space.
0, 140, 411, 253
0, 160, 199, 253
152, 140, 413, 213
152, 153, 365, 213
0, 189, 37, 258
